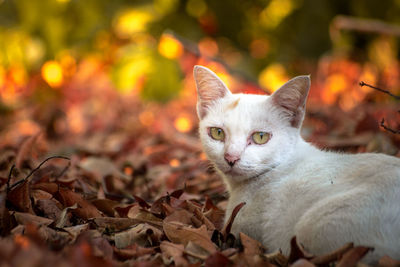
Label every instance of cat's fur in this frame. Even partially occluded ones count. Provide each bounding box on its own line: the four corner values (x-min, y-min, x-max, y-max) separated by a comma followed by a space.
194, 65, 400, 263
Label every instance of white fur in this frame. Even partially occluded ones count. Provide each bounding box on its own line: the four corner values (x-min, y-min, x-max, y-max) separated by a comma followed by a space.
194, 65, 400, 264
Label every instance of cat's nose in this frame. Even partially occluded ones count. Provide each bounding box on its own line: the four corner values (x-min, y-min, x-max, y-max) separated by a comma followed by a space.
224, 153, 240, 167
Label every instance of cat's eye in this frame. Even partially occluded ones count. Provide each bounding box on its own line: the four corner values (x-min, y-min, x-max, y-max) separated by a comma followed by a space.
209, 127, 225, 141
252, 132, 270, 145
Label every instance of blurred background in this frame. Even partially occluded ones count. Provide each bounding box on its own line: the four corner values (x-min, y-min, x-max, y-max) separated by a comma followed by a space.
0, 0, 400, 149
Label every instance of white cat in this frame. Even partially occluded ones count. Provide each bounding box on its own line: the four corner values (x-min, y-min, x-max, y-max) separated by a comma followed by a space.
194, 65, 400, 263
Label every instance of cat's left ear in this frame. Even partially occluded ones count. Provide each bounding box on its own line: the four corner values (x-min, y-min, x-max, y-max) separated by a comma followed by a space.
271, 75, 311, 128
194, 65, 231, 119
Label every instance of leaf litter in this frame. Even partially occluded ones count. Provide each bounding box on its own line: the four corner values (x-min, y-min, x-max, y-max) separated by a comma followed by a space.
0, 84, 399, 266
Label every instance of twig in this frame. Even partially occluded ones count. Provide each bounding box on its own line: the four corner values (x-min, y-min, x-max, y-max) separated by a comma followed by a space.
380, 118, 400, 134
8, 156, 70, 191
359, 81, 400, 100
359, 81, 400, 134
6, 164, 15, 193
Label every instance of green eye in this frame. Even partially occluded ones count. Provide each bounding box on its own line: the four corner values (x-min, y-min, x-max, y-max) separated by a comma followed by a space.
209, 127, 225, 141
252, 132, 270, 144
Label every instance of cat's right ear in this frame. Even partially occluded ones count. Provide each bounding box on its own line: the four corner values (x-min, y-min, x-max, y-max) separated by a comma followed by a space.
194, 65, 231, 119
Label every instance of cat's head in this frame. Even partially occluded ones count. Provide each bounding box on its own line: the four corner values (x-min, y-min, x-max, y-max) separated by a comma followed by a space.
194, 65, 310, 184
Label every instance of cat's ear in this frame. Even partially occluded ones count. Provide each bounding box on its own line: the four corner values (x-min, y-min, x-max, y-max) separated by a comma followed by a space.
271, 75, 311, 128
194, 65, 231, 119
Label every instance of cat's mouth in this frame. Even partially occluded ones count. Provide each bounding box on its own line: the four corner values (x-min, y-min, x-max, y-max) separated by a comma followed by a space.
223, 164, 277, 179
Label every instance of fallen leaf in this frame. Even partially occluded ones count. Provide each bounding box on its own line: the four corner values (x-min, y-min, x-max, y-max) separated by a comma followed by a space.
114, 223, 162, 248
222, 202, 245, 237
7, 180, 33, 213
163, 221, 216, 254
15, 132, 41, 169
79, 157, 130, 182
378, 255, 400, 267
114, 244, 156, 261
91, 199, 119, 217
336, 246, 373, 267
13, 212, 53, 226
185, 241, 210, 260
0, 192, 12, 236
91, 217, 138, 233
55, 187, 102, 220
288, 236, 313, 263
56, 203, 78, 228
160, 241, 189, 267
35, 199, 62, 221
311, 242, 353, 265
205, 252, 231, 267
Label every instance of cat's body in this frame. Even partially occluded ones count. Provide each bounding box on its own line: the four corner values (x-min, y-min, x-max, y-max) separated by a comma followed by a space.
194, 65, 400, 263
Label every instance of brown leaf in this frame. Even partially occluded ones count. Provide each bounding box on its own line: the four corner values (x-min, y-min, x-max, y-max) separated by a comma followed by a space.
185, 200, 215, 231
91, 217, 138, 233
13, 212, 53, 226
378, 255, 400, 267
266, 251, 288, 267
114, 223, 162, 248
114, 244, 156, 261
203, 196, 225, 231
54, 187, 102, 220
170, 189, 184, 199
222, 202, 245, 237
114, 203, 137, 217
133, 195, 151, 209
32, 182, 59, 195
163, 221, 216, 254
55, 203, 78, 228
0, 191, 12, 236
240, 232, 265, 254
205, 252, 232, 267
63, 223, 89, 241
127, 205, 163, 227
336, 246, 373, 267
7, 180, 33, 213
160, 241, 189, 267
164, 209, 194, 226
15, 132, 41, 169
35, 199, 62, 221
91, 199, 119, 217
311, 242, 353, 265
288, 236, 313, 263
185, 241, 210, 260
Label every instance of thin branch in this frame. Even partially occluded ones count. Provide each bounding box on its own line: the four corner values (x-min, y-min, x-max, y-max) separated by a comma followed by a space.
8, 156, 70, 191
380, 118, 400, 134
359, 81, 400, 100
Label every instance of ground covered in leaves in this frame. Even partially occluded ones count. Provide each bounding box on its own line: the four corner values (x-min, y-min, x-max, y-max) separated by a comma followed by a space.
1, 69, 400, 266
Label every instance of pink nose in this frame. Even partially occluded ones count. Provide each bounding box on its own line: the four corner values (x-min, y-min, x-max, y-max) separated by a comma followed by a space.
224, 153, 240, 167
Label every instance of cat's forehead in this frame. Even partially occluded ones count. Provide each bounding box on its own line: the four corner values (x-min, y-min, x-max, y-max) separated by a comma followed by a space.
203, 93, 273, 130
222, 93, 269, 111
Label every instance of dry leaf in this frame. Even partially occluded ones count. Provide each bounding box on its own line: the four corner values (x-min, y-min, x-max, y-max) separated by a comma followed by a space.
91, 217, 138, 233
163, 221, 216, 254
114, 223, 161, 248
160, 241, 189, 267
311, 242, 353, 265
205, 252, 231, 267
15, 132, 41, 169
55, 187, 101, 219
7, 180, 33, 213
13, 212, 53, 226
336, 246, 373, 267
222, 202, 245, 237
